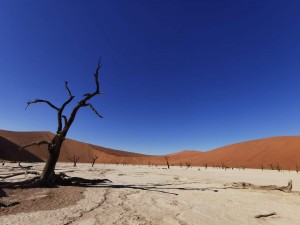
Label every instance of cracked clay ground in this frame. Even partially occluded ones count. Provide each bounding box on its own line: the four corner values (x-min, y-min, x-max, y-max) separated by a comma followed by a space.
1, 163, 300, 225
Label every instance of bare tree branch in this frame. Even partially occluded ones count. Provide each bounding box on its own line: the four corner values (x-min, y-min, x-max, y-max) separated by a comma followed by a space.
26, 99, 59, 111
62, 60, 103, 135
94, 59, 101, 94
21, 140, 50, 149
62, 115, 68, 126
57, 96, 74, 133
65, 81, 73, 97
56, 82, 75, 133
85, 103, 104, 118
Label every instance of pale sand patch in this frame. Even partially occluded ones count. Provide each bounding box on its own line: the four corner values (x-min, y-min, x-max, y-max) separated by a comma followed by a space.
1, 163, 300, 225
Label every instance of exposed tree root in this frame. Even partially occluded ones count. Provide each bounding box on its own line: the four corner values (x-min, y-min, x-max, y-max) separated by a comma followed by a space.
0, 173, 112, 189
0, 171, 40, 179
231, 180, 292, 193
0, 177, 41, 188
53, 173, 112, 187
0, 201, 20, 208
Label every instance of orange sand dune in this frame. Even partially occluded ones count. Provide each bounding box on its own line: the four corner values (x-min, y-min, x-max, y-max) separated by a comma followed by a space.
1, 129, 300, 170
0, 129, 165, 165
167, 137, 300, 170
197, 137, 300, 169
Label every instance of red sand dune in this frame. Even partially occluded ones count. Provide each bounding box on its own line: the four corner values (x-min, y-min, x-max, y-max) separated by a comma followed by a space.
1, 129, 300, 170
0, 129, 165, 165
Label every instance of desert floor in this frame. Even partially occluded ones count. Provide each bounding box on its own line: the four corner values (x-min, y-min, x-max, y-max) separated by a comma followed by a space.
1, 163, 300, 225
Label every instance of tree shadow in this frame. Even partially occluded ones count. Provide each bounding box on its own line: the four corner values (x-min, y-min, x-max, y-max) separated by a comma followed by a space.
58, 181, 226, 196
0, 187, 7, 197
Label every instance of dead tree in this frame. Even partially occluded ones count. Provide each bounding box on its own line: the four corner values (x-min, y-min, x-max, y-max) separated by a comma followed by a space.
276, 164, 281, 172
67, 155, 80, 167
185, 162, 191, 169
164, 156, 170, 169
90, 154, 98, 167
6, 61, 104, 188
231, 180, 293, 193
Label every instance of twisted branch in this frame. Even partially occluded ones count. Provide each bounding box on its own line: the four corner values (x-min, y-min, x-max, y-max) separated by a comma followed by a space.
65, 81, 72, 97
26, 99, 59, 111
21, 140, 50, 149
62, 60, 103, 135
85, 103, 103, 118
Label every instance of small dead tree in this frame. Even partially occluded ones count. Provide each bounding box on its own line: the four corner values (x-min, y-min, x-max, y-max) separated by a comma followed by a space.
164, 156, 170, 169
204, 163, 208, 169
261, 164, 264, 171
296, 164, 299, 173
9, 61, 104, 188
90, 154, 98, 167
67, 155, 80, 167
276, 164, 281, 172
185, 162, 191, 169
179, 161, 183, 168
269, 164, 274, 170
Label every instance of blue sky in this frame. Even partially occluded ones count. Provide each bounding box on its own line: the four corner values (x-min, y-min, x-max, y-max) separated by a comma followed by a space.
1, 0, 300, 154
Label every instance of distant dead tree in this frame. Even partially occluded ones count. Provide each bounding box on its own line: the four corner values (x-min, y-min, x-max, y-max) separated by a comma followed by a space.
276, 164, 281, 172
185, 162, 191, 169
269, 164, 274, 170
164, 156, 170, 169
204, 163, 208, 169
179, 161, 183, 168
67, 155, 80, 167
90, 154, 98, 167
296, 164, 299, 173
3, 61, 107, 188
261, 164, 264, 171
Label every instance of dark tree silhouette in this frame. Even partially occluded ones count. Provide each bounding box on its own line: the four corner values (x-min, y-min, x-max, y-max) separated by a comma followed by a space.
90, 154, 98, 167
164, 156, 170, 169
1, 61, 110, 188
185, 162, 191, 169
67, 155, 80, 167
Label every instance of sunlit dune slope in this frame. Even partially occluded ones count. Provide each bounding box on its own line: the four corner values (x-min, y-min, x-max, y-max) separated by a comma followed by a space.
198, 137, 300, 169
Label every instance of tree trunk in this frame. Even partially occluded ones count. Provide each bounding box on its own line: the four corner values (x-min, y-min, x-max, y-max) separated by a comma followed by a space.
40, 138, 64, 182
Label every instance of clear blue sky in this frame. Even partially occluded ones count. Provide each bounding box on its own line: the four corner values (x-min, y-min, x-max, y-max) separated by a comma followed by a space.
1, 0, 300, 155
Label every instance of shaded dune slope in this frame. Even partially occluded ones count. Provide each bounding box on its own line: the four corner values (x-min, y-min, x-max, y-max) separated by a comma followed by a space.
1, 129, 300, 169
0, 129, 165, 164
